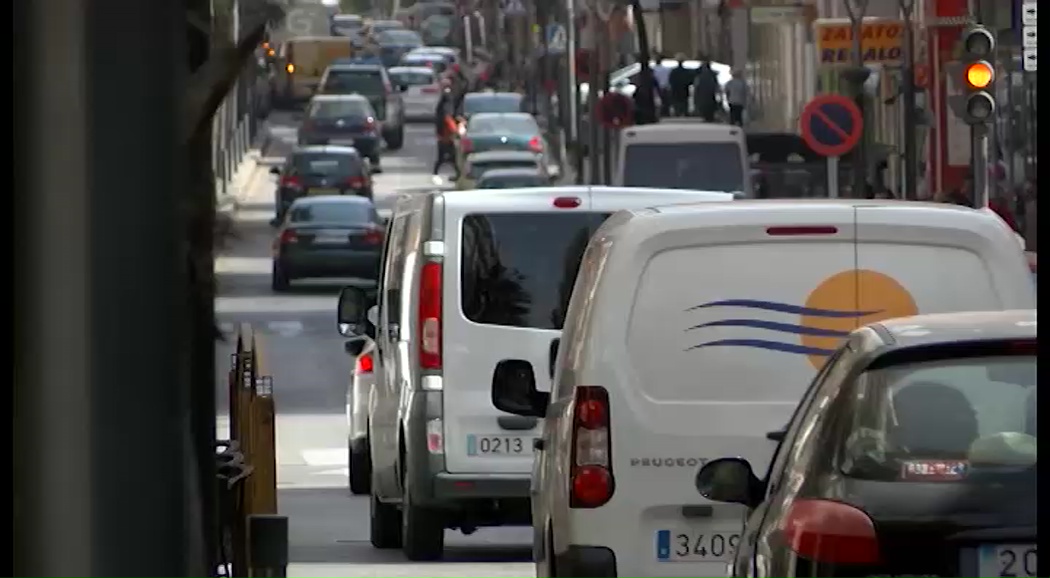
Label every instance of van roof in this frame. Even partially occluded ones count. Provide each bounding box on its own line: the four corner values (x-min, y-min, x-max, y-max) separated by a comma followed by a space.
872, 310, 1037, 347
647, 198, 978, 215
622, 122, 744, 137
437, 185, 733, 204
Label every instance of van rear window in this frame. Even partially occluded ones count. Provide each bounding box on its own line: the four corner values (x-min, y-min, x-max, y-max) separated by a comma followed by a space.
460, 212, 611, 329
623, 142, 745, 194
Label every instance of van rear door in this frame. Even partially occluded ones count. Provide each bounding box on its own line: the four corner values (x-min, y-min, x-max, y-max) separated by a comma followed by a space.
442, 190, 607, 474
612, 204, 859, 576
853, 205, 1037, 314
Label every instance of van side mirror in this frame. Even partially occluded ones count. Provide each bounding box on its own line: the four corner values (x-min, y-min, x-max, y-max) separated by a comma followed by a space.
548, 338, 560, 380
695, 457, 763, 507
491, 359, 549, 418
337, 286, 373, 337
344, 336, 368, 357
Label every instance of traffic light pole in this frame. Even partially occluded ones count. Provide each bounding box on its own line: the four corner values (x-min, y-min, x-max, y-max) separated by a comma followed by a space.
899, 0, 918, 200
971, 121, 991, 208
843, 0, 871, 197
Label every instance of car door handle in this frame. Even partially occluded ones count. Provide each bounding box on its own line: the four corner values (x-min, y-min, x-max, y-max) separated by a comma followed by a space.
533, 438, 545, 451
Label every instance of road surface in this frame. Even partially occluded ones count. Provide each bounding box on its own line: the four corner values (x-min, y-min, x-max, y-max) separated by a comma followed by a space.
215, 111, 535, 577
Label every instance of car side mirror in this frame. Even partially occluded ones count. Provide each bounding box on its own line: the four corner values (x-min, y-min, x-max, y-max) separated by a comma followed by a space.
548, 338, 560, 380
695, 457, 762, 507
399, 84, 408, 92
337, 286, 373, 336
344, 336, 368, 357
269, 166, 281, 176
491, 359, 549, 418
366, 305, 379, 327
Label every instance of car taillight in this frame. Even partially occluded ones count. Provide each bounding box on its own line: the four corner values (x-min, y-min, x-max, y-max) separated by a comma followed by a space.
362, 228, 383, 245
355, 353, 374, 374
278, 229, 298, 245
569, 386, 613, 509
421, 85, 439, 94
418, 261, 442, 370
460, 138, 473, 153
346, 175, 367, 189
781, 499, 881, 566
280, 175, 303, 189
528, 136, 543, 153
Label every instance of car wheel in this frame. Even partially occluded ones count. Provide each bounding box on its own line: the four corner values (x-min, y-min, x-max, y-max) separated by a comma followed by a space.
386, 125, 405, 151
271, 261, 290, 292
348, 438, 372, 495
369, 489, 402, 549
400, 478, 445, 561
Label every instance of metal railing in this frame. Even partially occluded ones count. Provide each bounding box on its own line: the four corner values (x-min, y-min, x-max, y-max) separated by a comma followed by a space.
213, 58, 271, 209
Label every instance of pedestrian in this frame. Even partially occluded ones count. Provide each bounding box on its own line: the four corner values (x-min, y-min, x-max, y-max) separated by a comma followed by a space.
668, 53, 692, 117
692, 58, 721, 122
651, 51, 672, 118
723, 68, 749, 126
433, 87, 460, 179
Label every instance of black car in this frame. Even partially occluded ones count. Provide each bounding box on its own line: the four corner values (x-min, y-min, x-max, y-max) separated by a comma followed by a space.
375, 29, 423, 68
270, 146, 374, 223
298, 94, 383, 168
319, 63, 406, 150
271, 196, 385, 291
694, 310, 1037, 578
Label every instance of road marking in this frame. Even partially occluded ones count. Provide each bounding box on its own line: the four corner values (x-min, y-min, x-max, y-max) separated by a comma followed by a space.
301, 448, 348, 467
268, 320, 304, 337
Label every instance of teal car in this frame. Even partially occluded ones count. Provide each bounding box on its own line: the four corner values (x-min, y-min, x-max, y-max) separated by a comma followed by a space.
457, 112, 551, 170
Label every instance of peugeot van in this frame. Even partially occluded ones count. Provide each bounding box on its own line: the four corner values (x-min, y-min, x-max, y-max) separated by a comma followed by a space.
492, 200, 1037, 578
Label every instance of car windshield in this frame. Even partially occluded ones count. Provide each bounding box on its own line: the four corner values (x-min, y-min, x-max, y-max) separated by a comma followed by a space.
461, 212, 612, 329
622, 142, 746, 193
467, 160, 537, 180
463, 95, 523, 116
323, 70, 384, 94
289, 201, 377, 224
309, 99, 373, 120
838, 352, 1037, 482
378, 30, 421, 45
389, 70, 434, 86
292, 153, 360, 176
466, 115, 537, 136
477, 174, 547, 188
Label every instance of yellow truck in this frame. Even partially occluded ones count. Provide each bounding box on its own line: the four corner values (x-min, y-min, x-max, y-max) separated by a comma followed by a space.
275, 36, 355, 107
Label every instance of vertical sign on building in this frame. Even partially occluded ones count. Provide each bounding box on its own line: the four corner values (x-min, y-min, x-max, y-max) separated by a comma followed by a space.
1022, 1, 1037, 72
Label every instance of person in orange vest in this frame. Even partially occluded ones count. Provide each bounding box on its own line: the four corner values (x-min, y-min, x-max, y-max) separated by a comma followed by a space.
433, 87, 460, 179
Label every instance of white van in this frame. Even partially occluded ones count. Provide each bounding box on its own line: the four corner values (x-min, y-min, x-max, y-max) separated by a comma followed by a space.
491, 200, 1037, 578
614, 122, 752, 196
336, 185, 733, 562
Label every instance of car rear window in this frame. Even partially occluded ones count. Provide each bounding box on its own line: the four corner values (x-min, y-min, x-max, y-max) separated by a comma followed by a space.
389, 70, 435, 86
292, 153, 362, 176
466, 160, 538, 180
477, 175, 547, 189
290, 201, 378, 224
323, 69, 385, 95
623, 142, 745, 194
838, 353, 1036, 482
460, 212, 611, 330
378, 29, 422, 45
309, 99, 374, 119
464, 96, 525, 117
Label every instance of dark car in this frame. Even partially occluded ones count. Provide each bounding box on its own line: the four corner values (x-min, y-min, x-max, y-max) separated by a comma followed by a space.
694, 310, 1037, 578
298, 94, 382, 168
270, 146, 374, 223
319, 63, 405, 150
461, 91, 524, 120
375, 29, 424, 68
271, 196, 385, 291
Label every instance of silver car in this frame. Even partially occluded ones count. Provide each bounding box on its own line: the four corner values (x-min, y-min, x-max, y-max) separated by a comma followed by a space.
346, 337, 376, 495
387, 66, 442, 121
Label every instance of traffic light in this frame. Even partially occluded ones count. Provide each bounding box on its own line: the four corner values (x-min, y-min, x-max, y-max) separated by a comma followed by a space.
948, 25, 996, 124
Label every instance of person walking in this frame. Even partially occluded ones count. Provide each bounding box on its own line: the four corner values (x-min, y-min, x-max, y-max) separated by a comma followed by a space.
432, 87, 460, 180
692, 58, 721, 122
651, 51, 672, 118
724, 68, 749, 126
668, 53, 692, 117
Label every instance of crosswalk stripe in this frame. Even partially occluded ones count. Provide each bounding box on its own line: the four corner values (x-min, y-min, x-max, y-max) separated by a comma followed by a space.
301, 448, 348, 467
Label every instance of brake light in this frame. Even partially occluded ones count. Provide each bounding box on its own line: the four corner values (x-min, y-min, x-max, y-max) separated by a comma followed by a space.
364, 116, 377, 131
553, 196, 582, 209
766, 226, 838, 236
279, 229, 298, 245
569, 386, 613, 509
280, 175, 303, 189
460, 138, 473, 153
355, 353, 374, 374
362, 228, 383, 245
421, 85, 440, 94
418, 261, 442, 370
782, 499, 881, 566
346, 175, 367, 188
528, 136, 543, 153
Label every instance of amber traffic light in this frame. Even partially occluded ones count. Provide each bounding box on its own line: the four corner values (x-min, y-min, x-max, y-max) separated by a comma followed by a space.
948, 25, 997, 124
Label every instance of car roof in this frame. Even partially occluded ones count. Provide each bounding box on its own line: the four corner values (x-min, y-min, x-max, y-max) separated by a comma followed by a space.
388, 66, 434, 74
292, 145, 361, 156
333, 14, 362, 21
310, 93, 370, 102
290, 194, 373, 206
477, 167, 546, 179
465, 92, 522, 100
465, 150, 540, 162
870, 310, 1037, 348
371, 19, 402, 26
329, 63, 384, 72
402, 52, 443, 60
467, 112, 535, 124
412, 45, 457, 53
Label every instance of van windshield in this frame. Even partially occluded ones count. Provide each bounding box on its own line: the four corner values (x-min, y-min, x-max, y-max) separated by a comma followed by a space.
622, 142, 746, 194
461, 212, 611, 329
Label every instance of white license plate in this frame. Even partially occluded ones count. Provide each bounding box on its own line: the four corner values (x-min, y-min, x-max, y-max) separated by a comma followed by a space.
309, 187, 339, 196
313, 234, 347, 245
466, 434, 535, 456
979, 544, 1036, 577
331, 138, 355, 145
656, 530, 740, 563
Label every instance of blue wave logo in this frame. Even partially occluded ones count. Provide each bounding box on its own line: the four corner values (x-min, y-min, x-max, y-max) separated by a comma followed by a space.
684, 299, 882, 356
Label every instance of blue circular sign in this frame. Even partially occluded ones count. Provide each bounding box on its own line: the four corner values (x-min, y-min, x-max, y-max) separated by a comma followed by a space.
799, 94, 863, 157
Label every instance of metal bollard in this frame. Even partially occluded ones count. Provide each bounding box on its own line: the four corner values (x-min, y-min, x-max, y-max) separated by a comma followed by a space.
247, 515, 288, 577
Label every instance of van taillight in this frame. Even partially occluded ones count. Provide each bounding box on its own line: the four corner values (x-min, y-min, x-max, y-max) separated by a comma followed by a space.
569, 386, 613, 509
782, 499, 881, 566
355, 353, 374, 374
419, 261, 443, 370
